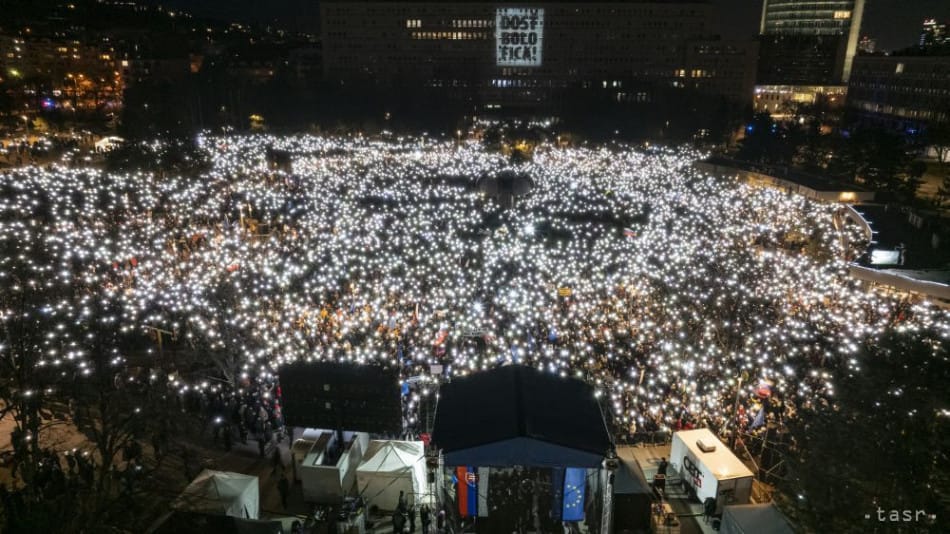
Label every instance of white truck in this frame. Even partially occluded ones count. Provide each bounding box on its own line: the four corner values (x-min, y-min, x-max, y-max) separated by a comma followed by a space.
670, 428, 754, 514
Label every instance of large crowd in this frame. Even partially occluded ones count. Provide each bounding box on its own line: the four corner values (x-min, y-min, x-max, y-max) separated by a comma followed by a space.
2, 134, 948, 448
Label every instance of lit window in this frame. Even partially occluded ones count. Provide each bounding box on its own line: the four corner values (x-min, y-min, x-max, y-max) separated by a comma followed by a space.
895, 63, 904, 74
833, 11, 851, 20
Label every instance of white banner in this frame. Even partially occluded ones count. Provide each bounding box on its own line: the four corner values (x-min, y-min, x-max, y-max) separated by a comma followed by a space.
496, 7, 544, 67
477, 467, 490, 517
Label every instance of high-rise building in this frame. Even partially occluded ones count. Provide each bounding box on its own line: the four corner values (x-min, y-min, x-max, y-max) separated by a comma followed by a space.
758, 0, 865, 84
919, 19, 949, 49
754, 1, 864, 118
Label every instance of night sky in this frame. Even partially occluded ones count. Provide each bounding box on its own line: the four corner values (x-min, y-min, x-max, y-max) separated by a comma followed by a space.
153, 0, 950, 52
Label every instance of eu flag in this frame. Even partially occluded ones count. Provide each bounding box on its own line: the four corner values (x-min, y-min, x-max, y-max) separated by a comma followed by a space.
562, 467, 586, 521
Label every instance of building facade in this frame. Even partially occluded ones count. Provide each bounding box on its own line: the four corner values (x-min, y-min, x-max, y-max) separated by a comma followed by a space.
847, 55, 950, 131
0, 34, 125, 117
319, 0, 756, 115
754, 0, 864, 118
757, 0, 864, 84
919, 19, 949, 50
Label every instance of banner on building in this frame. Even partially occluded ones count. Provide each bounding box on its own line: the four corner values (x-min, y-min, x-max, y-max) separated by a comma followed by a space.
496, 7, 544, 67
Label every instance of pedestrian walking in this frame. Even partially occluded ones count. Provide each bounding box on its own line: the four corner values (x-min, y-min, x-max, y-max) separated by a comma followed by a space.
397, 490, 407, 514
408, 503, 416, 532
393, 510, 406, 534
239, 422, 248, 445
703, 497, 717, 523
272, 447, 284, 478
420, 504, 431, 534
658, 457, 668, 476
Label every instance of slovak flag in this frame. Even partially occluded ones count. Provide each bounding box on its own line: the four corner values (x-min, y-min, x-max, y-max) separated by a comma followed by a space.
456, 466, 489, 517
623, 227, 637, 239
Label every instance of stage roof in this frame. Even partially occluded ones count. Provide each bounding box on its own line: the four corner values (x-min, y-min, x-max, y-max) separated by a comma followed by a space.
431, 365, 611, 468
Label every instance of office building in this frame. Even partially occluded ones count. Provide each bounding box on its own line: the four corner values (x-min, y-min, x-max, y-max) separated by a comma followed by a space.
757, 0, 864, 84
919, 19, 948, 49
755, 0, 864, 117
848, 55, 950, 132
319, 1, 757, 116
0, 34, 125, 116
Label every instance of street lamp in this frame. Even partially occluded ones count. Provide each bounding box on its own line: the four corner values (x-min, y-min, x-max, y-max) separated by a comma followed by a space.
730, 370, 749, 449
20, 115, 29, 139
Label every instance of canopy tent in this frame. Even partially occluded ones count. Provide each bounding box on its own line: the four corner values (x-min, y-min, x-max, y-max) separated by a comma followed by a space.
172, 470, 260, 520
355, 440, 427, 511
431, 365, 611, 467
94, 136, 124, 152
720, 504, 795, 534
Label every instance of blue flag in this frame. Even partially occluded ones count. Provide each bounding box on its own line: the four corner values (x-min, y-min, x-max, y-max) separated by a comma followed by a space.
562, 468, 586, 521
750, 407, 766, 429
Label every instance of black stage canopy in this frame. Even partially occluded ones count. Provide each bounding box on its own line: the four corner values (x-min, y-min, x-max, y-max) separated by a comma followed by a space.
431, 365, 612, 468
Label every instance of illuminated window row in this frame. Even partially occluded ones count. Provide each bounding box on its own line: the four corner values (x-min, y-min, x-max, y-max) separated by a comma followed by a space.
452, 19, 492, 29
411, 32, 489, 40
490, 79, 565, 89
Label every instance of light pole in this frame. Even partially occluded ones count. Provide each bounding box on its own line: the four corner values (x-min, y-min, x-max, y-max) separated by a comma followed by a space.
21, 115, 29, 140
730, 371, 748, 449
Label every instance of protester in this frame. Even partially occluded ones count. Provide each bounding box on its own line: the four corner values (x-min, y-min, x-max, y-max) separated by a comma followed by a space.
3, 134, 945, 485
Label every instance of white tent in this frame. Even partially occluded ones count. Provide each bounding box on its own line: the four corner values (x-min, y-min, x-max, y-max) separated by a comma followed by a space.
173, 470, 261, 520
94, 136, 124, 152
355, 440, 427, 511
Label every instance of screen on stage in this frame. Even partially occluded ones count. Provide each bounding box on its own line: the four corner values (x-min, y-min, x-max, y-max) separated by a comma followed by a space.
496, 7, 544, 67
278, 361, 402, 434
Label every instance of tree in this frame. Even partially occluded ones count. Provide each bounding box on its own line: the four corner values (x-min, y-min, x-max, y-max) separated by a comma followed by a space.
736, 112, 780, 164
937, 166, 950, 208
0, 171, 186, 532
924, 121, 950, 168
837, 127, 914, 193
775, 330, 950, 533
